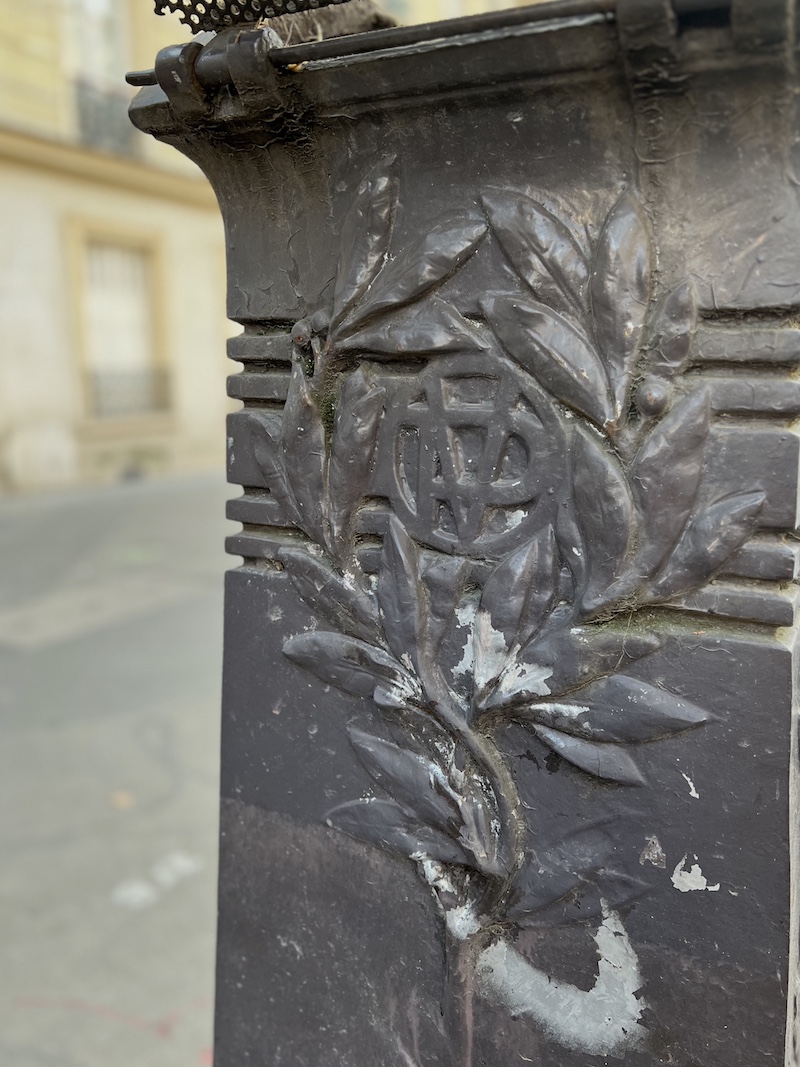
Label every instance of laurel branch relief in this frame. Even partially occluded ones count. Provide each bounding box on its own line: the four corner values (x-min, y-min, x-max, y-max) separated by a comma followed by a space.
249, 161, 765, 1054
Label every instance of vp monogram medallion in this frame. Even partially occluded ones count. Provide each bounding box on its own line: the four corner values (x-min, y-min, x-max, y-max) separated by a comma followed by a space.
385, 354, 563, 555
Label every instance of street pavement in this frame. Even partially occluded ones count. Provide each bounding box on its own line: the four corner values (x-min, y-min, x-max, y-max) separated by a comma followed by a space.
0, 474, 233, 1067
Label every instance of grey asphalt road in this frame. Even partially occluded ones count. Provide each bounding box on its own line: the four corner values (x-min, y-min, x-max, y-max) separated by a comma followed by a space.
0, 474, 233, 1067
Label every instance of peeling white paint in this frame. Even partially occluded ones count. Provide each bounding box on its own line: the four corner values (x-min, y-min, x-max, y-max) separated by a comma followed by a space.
419, 861, 482, 940
639, 835, 667, 869
492, 660, 553, 704
446, 903, 482, 941
505, 508, 528, 530
534, 701, 591, 723
476, 906, 647, 1057
453, 601, 478, 680
473, 611, 509, 693
671, 854, 720, 893
681, 772, 700, 799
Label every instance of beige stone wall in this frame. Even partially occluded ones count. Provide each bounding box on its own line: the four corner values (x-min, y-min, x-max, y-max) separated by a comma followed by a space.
382, 0, 543, 24
0, 0, 229, 492
0, 154, 229, 489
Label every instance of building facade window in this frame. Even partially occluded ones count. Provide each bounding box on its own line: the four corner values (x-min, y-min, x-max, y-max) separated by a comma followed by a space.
66, 0, 136, 155
82, 242, 169, 419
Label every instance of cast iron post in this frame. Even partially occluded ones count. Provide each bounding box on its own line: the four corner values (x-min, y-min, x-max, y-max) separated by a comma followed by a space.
133, 2, 800, 1063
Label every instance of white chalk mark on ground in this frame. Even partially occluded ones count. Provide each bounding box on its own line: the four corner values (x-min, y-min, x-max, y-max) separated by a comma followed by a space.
112, 851, 204, 909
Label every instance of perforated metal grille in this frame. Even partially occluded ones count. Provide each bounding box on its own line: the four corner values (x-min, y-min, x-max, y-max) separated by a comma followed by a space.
155, 0, 347, 33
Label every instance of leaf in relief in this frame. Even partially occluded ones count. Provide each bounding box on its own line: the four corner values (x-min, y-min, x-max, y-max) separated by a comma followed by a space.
571, 426, 635, 616
482, 295, 613, 429
336, 297, 488, 357
535, 190, 593, 259
340, 215, 487, 333
458, 779, 506, 877
327, 798, 472, 866
278, 548, 381, 645
331, 158, 398, 331
378, 517, 428, 678
482, 190, 589, 316
529, 868, 650, 928
328, 368, 386, 555
348, 728, 458, 837
380, 699, 458, 765
504, 625, 660, 707
483, 527, 558, 649
556, 496, 587, 598
648, 279, 697, 379
283, 631, 414, 699
590, 191, 653, 417
282, 362, 329, 548
423, 555, 468, 656
473, 529, 558, 701
249, 413, 297, 520
630, 389, 711, 579
521, 674, 716, 744
590, 869, 650, 914
506, 822, 613, 923
533, 725, 646, 786
648, 490, 766, 601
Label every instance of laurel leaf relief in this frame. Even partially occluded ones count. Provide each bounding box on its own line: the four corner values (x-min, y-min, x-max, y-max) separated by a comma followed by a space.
564, 387, 767, 617
506, 820, 650, 927
589, 191, 654, 420
481, 188, 655, 435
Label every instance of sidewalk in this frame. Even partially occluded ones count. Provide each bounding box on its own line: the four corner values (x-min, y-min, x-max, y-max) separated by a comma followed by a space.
0, 474, 232, 1066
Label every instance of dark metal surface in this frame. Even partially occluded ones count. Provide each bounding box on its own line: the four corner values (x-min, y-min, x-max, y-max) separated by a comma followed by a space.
132, 1, 800, 1063
269, 0, 617, 64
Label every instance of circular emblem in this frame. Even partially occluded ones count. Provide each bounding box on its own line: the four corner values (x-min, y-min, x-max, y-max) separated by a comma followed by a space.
383, 354, 565, 557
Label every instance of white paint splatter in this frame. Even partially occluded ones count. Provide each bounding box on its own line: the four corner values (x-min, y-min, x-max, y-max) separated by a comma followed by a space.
505, 508, 528, 530
533, 701, 591, 724
639, 835, 667, 869
452, 601, 478, 679
472, 611, 509, 693
419, 860, 482, 940
446, 904, 482, 941
476, 906, 647, 1057
671, 855, 719, 893
490, 660, 553, 705
681, 772, 700, 799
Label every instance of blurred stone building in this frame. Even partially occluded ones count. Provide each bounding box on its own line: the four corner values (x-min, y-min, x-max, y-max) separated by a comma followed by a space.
0, 0, 234, 490
0, 0, 530, 492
